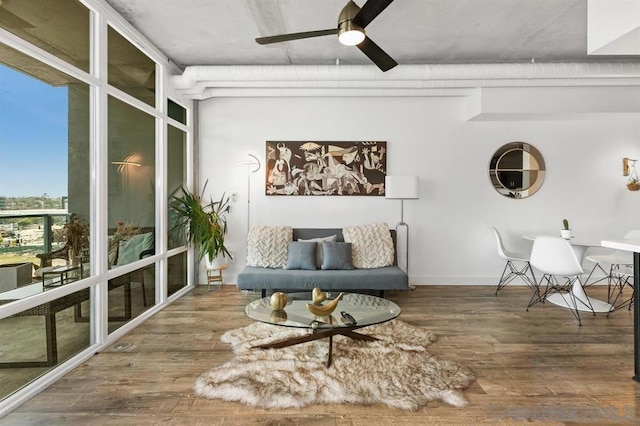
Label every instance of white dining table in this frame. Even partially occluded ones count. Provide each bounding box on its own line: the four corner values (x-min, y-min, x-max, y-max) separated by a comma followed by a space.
601, 239, 640, 382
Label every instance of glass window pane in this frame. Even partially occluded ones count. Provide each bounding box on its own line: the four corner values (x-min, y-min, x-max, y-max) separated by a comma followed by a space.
0, 0, 90, 73
168, 125, 186, 250
107, 264, 155, 333
108, 26, 156, 107
0, 287, 91, 399
168, 99, 187, 124
168, 252, 187, 297
0, 45, 91, 291
107, 96, 156, 269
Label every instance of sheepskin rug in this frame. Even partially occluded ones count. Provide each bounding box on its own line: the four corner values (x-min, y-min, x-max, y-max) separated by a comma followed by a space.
194, 320, 475, 410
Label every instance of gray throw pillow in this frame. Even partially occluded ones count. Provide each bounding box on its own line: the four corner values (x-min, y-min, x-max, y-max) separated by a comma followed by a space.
321, 242, 354, 270
298, 234, 338, 268
285, 241, 317, 270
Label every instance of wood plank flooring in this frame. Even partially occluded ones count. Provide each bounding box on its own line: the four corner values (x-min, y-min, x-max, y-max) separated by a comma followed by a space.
2, 284, 640, 425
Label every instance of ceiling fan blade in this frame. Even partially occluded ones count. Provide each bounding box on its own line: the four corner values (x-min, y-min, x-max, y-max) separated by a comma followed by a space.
357, 36, 398, 72
353, 0, 394, 28
256, 29, 338, 45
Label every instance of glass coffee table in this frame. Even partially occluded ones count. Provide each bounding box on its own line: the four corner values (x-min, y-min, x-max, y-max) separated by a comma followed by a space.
245, 292, 400, 367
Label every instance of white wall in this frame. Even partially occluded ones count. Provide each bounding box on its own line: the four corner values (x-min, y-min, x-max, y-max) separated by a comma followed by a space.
198, 93, 640, 285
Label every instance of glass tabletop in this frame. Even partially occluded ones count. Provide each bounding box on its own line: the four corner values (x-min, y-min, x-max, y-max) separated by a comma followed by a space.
245, 292, 401, 330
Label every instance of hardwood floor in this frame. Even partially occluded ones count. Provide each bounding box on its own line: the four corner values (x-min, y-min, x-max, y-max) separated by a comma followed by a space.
2, 284, 640, 425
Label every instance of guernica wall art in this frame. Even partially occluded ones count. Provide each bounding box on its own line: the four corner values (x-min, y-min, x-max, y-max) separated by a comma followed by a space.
265, 141, 387, 196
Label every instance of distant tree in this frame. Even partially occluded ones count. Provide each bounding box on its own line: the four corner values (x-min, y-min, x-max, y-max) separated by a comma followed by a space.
17, 218, 34, 228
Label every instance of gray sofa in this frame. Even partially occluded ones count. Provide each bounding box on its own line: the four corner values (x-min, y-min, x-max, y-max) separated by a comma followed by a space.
236, 228, 409, 297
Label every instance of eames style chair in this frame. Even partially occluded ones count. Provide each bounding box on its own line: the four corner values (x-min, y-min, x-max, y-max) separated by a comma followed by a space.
491, 227, 536, 296
529, 236, 595, 325
584, 230, 640, 300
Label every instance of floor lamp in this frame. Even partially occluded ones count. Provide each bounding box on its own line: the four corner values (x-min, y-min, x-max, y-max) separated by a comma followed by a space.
236, 154, 261, 232
385, 176, 419, 276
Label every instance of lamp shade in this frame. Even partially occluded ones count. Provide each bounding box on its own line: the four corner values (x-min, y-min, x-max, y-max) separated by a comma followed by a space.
385, 176, 419, 199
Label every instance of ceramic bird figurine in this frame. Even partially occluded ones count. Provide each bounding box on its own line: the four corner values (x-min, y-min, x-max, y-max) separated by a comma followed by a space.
312, 287, 327, 304
306, 292, 344, 316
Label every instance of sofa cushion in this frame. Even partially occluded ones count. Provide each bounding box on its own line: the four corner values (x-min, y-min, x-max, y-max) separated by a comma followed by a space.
285, 241, 317, 270
298, 234, 338, 268
247, 226, 293, 268
237, 265, 408, 292
115, 232, 154, 266
343, 223, 394, 268
320, 242, 353, 270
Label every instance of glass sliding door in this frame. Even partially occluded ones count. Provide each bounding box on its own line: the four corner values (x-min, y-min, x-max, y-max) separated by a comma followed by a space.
168, 124, 187, 251
0, 0, 90, 73
0, 46, 91, 287
108, 26, 156, 108
107, 95, 156, 329
0, 287, 92, 399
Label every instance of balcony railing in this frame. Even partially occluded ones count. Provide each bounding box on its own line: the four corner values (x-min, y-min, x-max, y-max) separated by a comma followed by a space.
0, 210, 70, 265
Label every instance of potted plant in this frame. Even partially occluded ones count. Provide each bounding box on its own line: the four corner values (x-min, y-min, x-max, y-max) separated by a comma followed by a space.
170, 182, 232, 267
627, 178, 640, 192
561, 218, 572, 239
63, 213, 89, 264
626, 158, 640, 191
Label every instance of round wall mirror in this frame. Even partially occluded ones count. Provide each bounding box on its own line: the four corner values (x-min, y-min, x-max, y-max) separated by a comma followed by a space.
489, 142, 545, 199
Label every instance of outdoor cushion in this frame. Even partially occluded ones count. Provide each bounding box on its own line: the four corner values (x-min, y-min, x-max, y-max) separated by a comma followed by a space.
115, 232, 154, 266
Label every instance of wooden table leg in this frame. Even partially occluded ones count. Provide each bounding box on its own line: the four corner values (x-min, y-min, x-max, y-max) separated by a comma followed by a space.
253, 326, 380, 367
45, 313, 58, 366
0, 313, 58, 369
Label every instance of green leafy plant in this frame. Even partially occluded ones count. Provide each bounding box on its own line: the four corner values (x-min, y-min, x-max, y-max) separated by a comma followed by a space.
170, 182, 232, 263
562, 219, 570, 230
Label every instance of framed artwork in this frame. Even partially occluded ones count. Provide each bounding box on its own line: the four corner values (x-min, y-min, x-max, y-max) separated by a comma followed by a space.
265, 141, 387, 196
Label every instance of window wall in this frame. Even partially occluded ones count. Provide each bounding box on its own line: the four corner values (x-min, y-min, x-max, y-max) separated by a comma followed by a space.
0, 0, 192, 411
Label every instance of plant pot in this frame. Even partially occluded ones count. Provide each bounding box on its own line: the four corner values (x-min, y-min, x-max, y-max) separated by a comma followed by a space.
560, 229, 572, 239
206, 255, 227, 269
627, 182, 640, 191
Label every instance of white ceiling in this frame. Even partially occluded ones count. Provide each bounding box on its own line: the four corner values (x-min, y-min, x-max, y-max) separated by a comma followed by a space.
104, 0, 640, 70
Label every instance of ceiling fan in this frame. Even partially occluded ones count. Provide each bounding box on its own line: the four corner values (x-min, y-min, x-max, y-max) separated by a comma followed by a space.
255, 0, 397, 72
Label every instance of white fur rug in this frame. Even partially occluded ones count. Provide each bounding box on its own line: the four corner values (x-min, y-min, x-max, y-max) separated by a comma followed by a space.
194, 320, 475, 410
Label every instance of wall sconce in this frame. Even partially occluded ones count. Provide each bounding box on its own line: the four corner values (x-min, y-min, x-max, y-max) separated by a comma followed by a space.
623, 158, 640, 191
111, 156, 141, 173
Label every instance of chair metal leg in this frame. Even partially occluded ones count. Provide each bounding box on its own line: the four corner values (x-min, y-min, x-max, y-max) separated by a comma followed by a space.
496, 260, 537, 296
584, 262, 610, 287
495, 262, 512, 295
608, 274, 635, 316
560, 289, 582, 326
527, 273, 549, 311
569, 277, 596, 317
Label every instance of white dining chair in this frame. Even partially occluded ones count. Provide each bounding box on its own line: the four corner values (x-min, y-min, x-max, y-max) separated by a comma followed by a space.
584, 230, 640, 300
529, 236, 595, 326
491, 227, 536, 297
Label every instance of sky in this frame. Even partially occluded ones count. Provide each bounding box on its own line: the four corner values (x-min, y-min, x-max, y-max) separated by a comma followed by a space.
0, 64, 68, 198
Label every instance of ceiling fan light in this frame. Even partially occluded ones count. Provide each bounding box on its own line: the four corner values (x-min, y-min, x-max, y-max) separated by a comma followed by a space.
338, 19, 365, 46
339, 29, 365, 46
